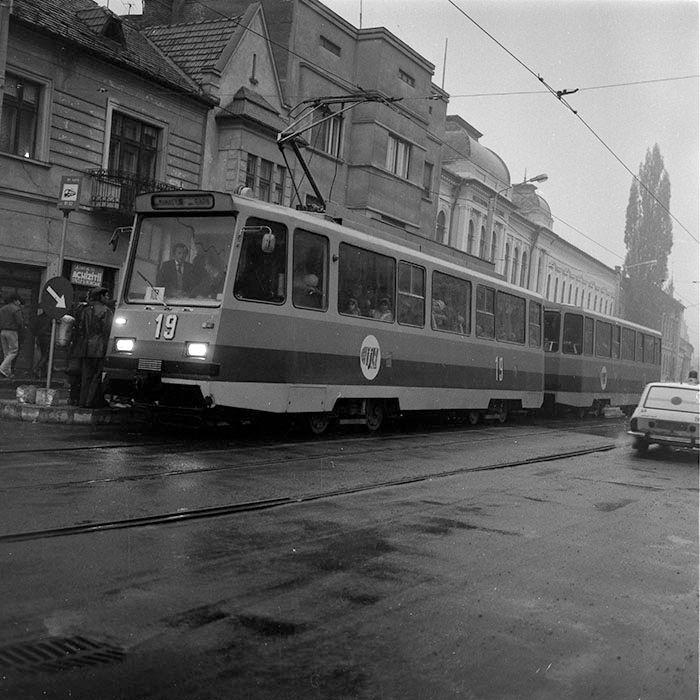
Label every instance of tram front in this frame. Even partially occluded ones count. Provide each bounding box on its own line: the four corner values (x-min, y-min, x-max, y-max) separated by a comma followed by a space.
103, 191, 236, 418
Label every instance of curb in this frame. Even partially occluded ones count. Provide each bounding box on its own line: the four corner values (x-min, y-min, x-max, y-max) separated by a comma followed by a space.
0, 399, 132, 425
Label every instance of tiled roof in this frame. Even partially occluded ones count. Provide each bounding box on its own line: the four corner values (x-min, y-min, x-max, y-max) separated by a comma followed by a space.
143, 17, 243, 85
11, 0, 213, 104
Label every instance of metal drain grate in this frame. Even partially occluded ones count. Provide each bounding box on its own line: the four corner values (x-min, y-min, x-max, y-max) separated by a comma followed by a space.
0, 636, 125, 672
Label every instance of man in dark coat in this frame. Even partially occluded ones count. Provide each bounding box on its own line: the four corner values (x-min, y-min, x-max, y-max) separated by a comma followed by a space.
31, 308, 52, 379
156, 243, 194, 297
75, 287, 113, 408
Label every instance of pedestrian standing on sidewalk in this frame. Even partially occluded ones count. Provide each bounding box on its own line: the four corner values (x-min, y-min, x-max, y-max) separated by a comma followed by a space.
0, 294, 25, 379
30, 308, 52, 379
77, 287, 113, 408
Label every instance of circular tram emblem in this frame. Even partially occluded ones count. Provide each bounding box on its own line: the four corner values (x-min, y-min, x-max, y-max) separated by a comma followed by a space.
600, 365, 608, 391
360, 335, 381, 381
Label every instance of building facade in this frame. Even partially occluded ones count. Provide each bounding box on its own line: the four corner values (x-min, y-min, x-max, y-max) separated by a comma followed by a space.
0, 0, 214, 372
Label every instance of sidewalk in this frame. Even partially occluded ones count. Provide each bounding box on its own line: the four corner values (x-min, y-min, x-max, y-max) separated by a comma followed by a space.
0, 376, 130, 425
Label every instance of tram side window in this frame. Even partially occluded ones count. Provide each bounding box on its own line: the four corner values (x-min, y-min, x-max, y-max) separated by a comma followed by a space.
292, 229, 328, 311
432, 271, 470, 334
475, 285, 495, 339
233, 218, 287, 304
583, 317, 594, 355
495, 292, 525, 343
528, 301, 542, 347
621, 327, 635, 360
338, 243, 395, 321
398, 262, 425, 327
654, 337, 662, 364
562, 313, 583, 354
612, 325, 621, 359
635, 331, 644, 362
543, 310, 560, 352
595, 320, 612, 357
644, 334, 655, 364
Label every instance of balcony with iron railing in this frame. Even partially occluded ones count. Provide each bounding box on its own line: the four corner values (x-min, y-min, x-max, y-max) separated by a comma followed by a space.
85, 169, 179, 216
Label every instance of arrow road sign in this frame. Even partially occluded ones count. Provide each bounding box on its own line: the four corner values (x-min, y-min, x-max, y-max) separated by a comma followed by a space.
41, 276, 74, 319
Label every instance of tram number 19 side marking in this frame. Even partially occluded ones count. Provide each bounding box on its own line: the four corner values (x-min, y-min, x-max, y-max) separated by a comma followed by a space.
155, 313, 178, 340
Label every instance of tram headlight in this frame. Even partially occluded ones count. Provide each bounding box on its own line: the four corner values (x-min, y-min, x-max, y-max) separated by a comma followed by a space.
114, 316, 127, 327
186, 342, 208, 358
115, 337, 135, 352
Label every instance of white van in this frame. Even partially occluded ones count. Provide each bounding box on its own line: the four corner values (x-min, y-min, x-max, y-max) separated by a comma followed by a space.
627, 382, 699, 453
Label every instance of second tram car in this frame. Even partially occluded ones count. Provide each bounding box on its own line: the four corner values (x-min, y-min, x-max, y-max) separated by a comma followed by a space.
104, 190, 546, 431
543, 301, 662, 416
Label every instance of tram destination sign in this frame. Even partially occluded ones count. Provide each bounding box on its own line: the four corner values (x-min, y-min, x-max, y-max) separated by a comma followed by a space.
41, 276, 74, 319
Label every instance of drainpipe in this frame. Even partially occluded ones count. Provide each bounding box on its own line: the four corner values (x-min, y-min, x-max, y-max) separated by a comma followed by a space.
0, 0, 13, 117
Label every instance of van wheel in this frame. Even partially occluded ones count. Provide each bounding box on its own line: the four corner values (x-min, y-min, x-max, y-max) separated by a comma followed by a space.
633, 437, 649, 454
495, 407, 508, 424
308, 413, 332, 435
365, 399, 385, 432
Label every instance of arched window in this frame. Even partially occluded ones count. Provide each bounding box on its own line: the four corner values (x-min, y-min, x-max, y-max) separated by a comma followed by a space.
560, 281, 566, 302
467, 220, 474, 254
554, 277, 559, 301
479, 225, 487, 258
594, 294, 598, 311
567, 283, 572, 304
587, 291, 591, 308
546, 273, 551, 299
435, 210, 446, 243
511, 247, 519, 284
574, 287, 578, 306
490, 231, 497, 262
536, 256, 543, 292
520, 251, 528, 287
504, 242, 511, 280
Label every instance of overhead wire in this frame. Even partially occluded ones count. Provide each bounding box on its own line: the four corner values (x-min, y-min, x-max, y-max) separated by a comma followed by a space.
445, 0, 698, 247
128, 0, 696, 258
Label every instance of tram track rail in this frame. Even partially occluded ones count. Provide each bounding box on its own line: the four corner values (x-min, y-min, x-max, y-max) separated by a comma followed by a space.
0, 443, 615, 543
0, 422, 620, 492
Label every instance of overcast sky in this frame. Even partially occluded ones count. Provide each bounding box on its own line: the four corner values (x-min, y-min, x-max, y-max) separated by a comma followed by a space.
101, 0, 699, 344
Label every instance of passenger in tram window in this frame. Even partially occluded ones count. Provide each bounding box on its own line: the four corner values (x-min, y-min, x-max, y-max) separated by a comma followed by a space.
156, 243, 194, 297
345, 297, 361, 316
451, 313, 466, 334
372, 297, 393, 322
293, 272, 323, 308
687, 369, 698, 385
432, 299, 448, 329
191, 254, 225, 299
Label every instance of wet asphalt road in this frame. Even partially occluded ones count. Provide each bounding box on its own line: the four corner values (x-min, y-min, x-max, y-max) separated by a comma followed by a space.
0, 416, 697, 699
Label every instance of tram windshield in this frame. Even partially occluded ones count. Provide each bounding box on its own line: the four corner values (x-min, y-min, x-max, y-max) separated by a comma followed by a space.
124, 214, 236, 306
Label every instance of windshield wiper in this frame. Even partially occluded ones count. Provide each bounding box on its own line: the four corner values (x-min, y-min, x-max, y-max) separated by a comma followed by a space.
137, 271, 168, 306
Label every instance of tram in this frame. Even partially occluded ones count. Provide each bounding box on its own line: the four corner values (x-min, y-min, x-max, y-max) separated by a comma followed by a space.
103, 190, 546, 431
543, 301, 661, 417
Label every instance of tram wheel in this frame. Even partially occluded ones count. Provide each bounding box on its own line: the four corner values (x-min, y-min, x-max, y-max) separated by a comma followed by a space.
307, 412, 332, 435
365, 400, 385, 432
467, 410, 481, 426
576, 407, 588, 419
495, 408, 508, 424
